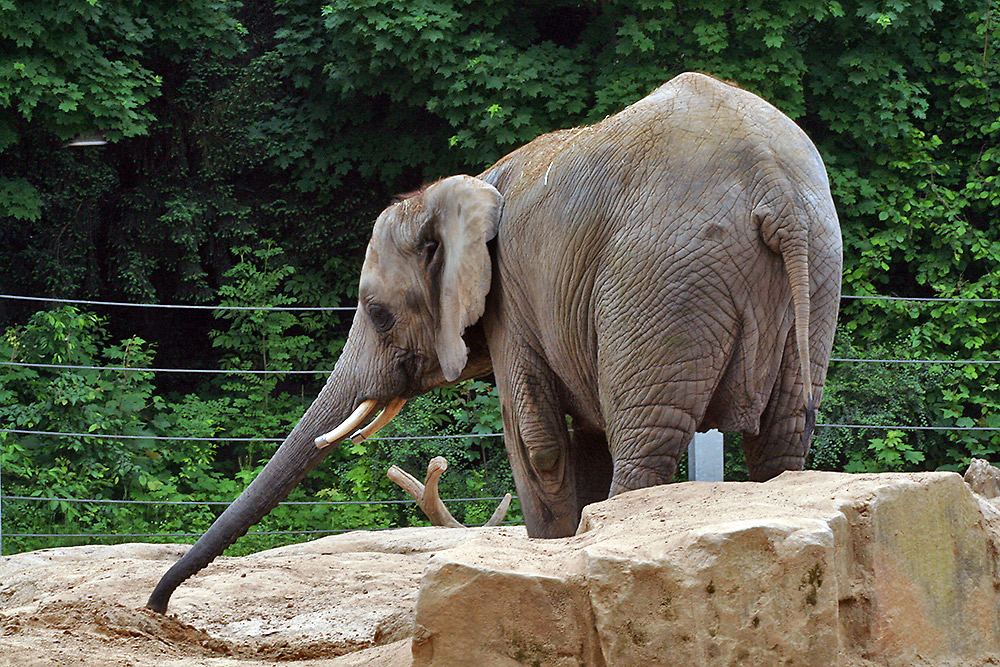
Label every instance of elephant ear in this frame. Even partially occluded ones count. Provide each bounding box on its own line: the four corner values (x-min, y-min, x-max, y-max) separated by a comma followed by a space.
424, 175, 504, 382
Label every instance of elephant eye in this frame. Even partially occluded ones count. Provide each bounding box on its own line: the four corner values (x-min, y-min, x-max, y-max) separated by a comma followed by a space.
423, 238, 442, 268
367, 302, 396, 334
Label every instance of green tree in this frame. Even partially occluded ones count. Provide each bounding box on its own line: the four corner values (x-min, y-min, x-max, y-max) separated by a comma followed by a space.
0, 0, 243, 217
207, 243, 331, 465
0, 0, 372, 380
0, 307, 225, 552
4, 1, 1000, 555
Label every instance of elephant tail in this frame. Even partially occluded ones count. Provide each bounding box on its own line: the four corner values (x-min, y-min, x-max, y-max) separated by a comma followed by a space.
761, 208, 816, 446
784, 233, 818, 449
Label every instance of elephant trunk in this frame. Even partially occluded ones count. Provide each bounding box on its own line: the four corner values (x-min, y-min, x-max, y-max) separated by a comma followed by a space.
146, 373, 352, 614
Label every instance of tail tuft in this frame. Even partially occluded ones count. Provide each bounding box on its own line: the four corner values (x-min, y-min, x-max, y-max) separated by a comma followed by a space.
801, 395, 817, 450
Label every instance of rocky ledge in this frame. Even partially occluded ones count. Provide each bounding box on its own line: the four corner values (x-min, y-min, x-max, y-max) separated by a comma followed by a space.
411, 470, 1000, 667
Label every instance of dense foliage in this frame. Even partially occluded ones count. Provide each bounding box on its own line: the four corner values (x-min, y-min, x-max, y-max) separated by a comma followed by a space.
2, 0, 998, 553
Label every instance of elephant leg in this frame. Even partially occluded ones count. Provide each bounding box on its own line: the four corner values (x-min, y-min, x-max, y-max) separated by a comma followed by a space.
596, 305, 720, 496
605, 404, 697, 495
594, 274, 732, 496
744, 261, 838, 482
569, 419, 612, 516
495, 346, 580, 538
743, 331, 808, 481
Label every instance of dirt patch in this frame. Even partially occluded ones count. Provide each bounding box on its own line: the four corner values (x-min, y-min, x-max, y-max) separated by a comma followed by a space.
0, 528, 506, 666
2, 599, 230, 656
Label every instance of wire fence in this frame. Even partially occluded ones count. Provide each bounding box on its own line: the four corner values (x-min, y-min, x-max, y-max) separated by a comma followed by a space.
0, 424, 511, 552
0, 493, 512, 540
7, 292, 1000, 307
3, 290, 999, 553
0, 293, 356, 312
4, 357, 1000, 376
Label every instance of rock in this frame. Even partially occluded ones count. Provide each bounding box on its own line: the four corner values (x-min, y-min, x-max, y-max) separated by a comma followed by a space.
410, 471, 1000, 667
965, 457, 1000, 498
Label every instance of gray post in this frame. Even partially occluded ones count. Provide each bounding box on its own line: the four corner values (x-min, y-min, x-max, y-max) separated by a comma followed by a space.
1, 437, 4, 556
688, 429, 724, 482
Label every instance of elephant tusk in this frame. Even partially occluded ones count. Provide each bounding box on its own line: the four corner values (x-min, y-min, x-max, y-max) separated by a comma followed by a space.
315, 399, 378, 448
350, 397, 407, 444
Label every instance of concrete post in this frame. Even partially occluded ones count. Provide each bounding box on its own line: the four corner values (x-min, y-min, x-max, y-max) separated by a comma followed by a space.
688, 429, 724, 482
1, 439, 4, 556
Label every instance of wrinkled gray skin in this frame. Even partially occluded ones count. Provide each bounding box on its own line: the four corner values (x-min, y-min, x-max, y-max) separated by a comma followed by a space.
148, 73, 842, 613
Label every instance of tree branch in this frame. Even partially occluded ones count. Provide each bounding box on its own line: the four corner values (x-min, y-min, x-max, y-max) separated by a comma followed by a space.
387, 456, 511, 528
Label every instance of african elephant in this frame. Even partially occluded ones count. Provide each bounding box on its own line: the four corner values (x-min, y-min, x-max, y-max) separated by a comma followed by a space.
147, 72, 842, 613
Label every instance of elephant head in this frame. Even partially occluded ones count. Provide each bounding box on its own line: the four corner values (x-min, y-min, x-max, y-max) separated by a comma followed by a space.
146, 175, 504, 613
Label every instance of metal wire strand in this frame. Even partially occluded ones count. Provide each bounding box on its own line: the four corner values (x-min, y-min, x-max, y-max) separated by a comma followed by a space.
4, 356, 999, 376
1, 428, 504, 442
0, 294, 354, 311
1, 495, 509, 506
6, 292, 1000, 308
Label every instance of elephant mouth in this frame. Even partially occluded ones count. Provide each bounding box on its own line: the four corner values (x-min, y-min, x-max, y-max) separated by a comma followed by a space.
314, 397, 407, 449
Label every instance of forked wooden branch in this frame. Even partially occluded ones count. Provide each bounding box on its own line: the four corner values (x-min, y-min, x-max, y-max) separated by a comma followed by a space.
387, 456, 512, 528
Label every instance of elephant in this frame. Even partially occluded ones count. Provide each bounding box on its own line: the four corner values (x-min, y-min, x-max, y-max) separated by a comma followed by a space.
147, 72, 842, 613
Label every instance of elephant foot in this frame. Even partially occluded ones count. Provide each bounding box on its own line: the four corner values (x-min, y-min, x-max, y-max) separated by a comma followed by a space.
747, 455, 805, 482
608, 454, 680, 496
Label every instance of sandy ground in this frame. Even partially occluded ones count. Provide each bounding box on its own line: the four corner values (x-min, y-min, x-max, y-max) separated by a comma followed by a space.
0, 527, 509, 667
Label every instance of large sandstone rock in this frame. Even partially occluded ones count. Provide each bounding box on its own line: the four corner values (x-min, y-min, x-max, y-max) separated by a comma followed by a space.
410, 471, 1000, 667
965, 457, 1000, 498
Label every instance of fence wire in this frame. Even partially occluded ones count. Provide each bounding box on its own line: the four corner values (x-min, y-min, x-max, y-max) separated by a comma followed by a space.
7, 292, 1000, 309
0, 293, 354, 312
840, 294, 1000, 303
2, 428, 504, 442
0, 487, 516, 544
3, 289, 1000, 549
4, 356, 999, 377
2, 494, 507, 506
0, 362, 333, 375
4, 530, 350, 538
4, 522, 520, 540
